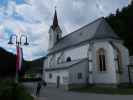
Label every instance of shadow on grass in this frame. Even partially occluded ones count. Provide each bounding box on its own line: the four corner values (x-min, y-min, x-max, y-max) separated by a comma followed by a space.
69, 84, 133, 95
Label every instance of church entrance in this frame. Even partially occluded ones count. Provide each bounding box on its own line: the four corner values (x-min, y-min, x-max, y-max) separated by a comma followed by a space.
56, 76, 60, 88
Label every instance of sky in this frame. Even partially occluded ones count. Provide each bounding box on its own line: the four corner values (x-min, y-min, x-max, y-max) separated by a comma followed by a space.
0, 0, 131, 61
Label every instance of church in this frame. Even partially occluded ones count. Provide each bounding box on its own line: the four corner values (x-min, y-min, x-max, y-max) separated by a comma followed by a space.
43, 10, 129, 89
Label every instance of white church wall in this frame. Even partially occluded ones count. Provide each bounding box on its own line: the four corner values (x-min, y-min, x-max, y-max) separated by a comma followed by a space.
42, 59, 46, 80
44, 57, 48, 68
54, 53, 61, 64
46, 54, 56, 68
69, 60, 88, 84
92, 41, 117, 84
88, 50, 93, 84
46, 56, 51, 68
64, 44, 89, 61
114, 43, 129, 83
45, 70, 69, 85
121, 47, 129, 83
55, 52, 65, 64
46, 44, 89, 69
48, 29, 54, 49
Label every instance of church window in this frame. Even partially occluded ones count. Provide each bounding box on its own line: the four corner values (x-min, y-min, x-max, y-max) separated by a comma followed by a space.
117, 49, 122, 73
49, 73, 52, 79
57, 34, 59, 41
66, 57, 71, 62
97, 48, 106, 72
77, 73, 83, 79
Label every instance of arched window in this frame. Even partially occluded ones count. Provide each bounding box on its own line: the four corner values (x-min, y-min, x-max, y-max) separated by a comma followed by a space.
66, 57, 71, 62
77, 73, 83, 79
57, 34, 59, 41
97, 48, 106, 72
49, 73, 52, 79
116, 49, 122, 73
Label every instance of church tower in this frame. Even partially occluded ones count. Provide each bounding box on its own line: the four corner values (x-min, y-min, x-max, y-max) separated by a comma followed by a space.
48, 9, 62, 49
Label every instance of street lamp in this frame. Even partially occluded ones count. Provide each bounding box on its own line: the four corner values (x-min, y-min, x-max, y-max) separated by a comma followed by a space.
8, 34, 29, 83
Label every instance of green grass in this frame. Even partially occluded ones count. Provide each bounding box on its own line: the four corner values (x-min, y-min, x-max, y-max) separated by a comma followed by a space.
0, 79, 33, 100
70, 85, 133, 95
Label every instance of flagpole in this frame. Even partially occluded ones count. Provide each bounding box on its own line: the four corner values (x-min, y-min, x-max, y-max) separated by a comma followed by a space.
15, 70, 19, 83
15, 43, 19, 83
8, 34, 29, 83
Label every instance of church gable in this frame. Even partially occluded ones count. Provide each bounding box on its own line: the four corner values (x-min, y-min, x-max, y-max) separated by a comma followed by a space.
93, 18, 120, 40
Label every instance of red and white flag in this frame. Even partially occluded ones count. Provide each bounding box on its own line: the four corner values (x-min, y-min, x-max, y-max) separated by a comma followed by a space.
16, 46, 23, 72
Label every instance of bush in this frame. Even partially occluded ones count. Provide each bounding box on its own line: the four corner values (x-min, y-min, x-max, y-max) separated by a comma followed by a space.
0, 79, 33, 100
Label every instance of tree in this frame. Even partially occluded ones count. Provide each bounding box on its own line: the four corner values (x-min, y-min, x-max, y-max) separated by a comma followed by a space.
106, 2, 133, 55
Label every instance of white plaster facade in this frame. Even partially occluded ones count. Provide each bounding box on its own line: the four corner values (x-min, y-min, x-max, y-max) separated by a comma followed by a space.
44, 40, 129, 88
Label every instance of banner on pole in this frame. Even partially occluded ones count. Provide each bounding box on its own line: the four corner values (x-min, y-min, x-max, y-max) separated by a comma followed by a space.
16, 46, 23, 72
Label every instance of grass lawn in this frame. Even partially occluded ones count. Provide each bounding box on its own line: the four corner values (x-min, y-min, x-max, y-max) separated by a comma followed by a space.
70, 85, 133, 95
0, 79, 34, 100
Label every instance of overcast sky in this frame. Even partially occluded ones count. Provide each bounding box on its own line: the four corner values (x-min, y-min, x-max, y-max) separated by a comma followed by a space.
0, 0, 131, 60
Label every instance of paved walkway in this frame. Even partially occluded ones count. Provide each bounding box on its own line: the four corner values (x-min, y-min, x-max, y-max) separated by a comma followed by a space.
23, 82, 133, 100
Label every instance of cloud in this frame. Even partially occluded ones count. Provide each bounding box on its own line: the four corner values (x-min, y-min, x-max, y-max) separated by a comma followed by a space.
0, 0, 129, 60
128, 0, 132, 4
0, 0, 48, 60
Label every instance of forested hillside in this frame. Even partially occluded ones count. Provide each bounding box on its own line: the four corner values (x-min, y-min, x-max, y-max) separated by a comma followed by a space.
106, 1, 133, 55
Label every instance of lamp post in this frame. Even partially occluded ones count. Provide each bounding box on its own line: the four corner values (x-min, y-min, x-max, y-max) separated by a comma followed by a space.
8, 34, 29, 83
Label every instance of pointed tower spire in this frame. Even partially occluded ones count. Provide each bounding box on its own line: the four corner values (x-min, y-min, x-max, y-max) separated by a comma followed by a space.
52, 8, 59, 30
48, 8, 62, 49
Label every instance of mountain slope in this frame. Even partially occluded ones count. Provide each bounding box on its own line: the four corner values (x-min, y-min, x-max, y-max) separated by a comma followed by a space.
0, 47, 16, 77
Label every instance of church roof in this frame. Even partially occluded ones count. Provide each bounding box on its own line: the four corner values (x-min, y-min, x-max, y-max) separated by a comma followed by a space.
49, 17, 120, 54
